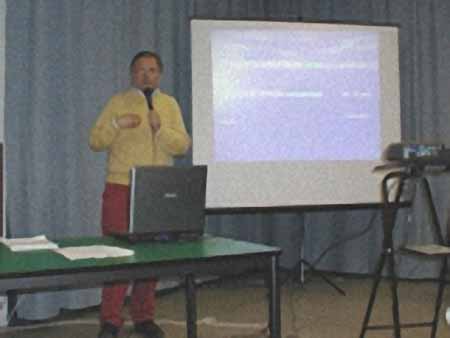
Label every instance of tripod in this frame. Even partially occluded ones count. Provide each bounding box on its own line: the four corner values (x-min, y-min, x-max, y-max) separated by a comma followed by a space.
297, 223, 346, 295
359, 166, 449, 338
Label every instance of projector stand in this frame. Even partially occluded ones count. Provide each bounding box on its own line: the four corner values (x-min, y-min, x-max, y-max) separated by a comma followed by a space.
359, 168, 448, 338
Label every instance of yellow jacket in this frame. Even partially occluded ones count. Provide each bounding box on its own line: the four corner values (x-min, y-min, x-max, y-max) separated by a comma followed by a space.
89, 88, 191, 185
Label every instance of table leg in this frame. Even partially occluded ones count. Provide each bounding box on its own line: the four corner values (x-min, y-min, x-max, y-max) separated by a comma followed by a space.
268, 255, 281, 338
185, 274, 197, 338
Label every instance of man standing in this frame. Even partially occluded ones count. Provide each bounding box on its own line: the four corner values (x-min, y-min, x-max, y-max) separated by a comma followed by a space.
89, 51, 191, 338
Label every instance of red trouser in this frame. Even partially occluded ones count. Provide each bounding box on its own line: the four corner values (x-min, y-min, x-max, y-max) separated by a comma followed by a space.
100, 183, 157, 328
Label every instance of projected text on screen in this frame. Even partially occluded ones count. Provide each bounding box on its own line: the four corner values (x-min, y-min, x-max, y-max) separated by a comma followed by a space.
211, 29, 381, 162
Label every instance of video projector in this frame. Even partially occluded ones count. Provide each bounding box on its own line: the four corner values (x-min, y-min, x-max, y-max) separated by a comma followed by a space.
384, 143, 450, 167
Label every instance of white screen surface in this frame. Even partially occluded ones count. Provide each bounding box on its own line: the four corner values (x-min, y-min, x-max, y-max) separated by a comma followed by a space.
191, 19, 401, 208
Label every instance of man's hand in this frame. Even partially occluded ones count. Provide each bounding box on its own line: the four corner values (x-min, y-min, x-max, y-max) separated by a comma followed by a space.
116, 114, 141, 129
148, 110, 161, 132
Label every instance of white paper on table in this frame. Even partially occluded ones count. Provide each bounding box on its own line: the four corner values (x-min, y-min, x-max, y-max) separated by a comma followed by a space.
53, 245, 134, 261
0, 235, 59, 252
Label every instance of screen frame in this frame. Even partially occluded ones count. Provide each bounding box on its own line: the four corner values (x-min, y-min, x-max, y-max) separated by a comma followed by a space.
191, 18, 402, 208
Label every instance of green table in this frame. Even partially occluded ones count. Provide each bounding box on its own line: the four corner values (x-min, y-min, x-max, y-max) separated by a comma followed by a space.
0, 235, 281, 338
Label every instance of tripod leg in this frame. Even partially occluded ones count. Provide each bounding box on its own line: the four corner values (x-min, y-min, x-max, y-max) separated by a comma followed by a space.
300, 242, 305, 284
387, 249, 401, 338
359, 253, 386, 338
421, 177, 447, 338
430, 256, 448, 338
299, 259, 346, 295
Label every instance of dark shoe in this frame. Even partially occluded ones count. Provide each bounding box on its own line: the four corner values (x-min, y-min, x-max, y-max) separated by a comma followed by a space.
134, 320, 165, 338
97, 322, 119, 338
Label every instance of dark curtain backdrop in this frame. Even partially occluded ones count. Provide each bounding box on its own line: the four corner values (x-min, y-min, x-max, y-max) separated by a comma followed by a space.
5, 0, 450, 320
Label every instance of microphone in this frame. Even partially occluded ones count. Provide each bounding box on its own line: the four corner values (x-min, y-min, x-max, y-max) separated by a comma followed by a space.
143, 88, 154, 110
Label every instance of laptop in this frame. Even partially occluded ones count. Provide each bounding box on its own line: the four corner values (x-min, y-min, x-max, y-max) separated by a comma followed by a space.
120, 165, 207, 242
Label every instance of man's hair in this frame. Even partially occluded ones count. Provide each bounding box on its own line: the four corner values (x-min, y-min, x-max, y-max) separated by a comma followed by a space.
130, 50, 163, 72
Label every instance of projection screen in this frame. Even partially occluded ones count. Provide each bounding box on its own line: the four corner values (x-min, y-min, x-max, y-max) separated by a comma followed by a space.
191, 19, 401, 208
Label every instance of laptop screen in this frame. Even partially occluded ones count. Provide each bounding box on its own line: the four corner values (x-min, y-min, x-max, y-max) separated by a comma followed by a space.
129, 165, 207, 239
